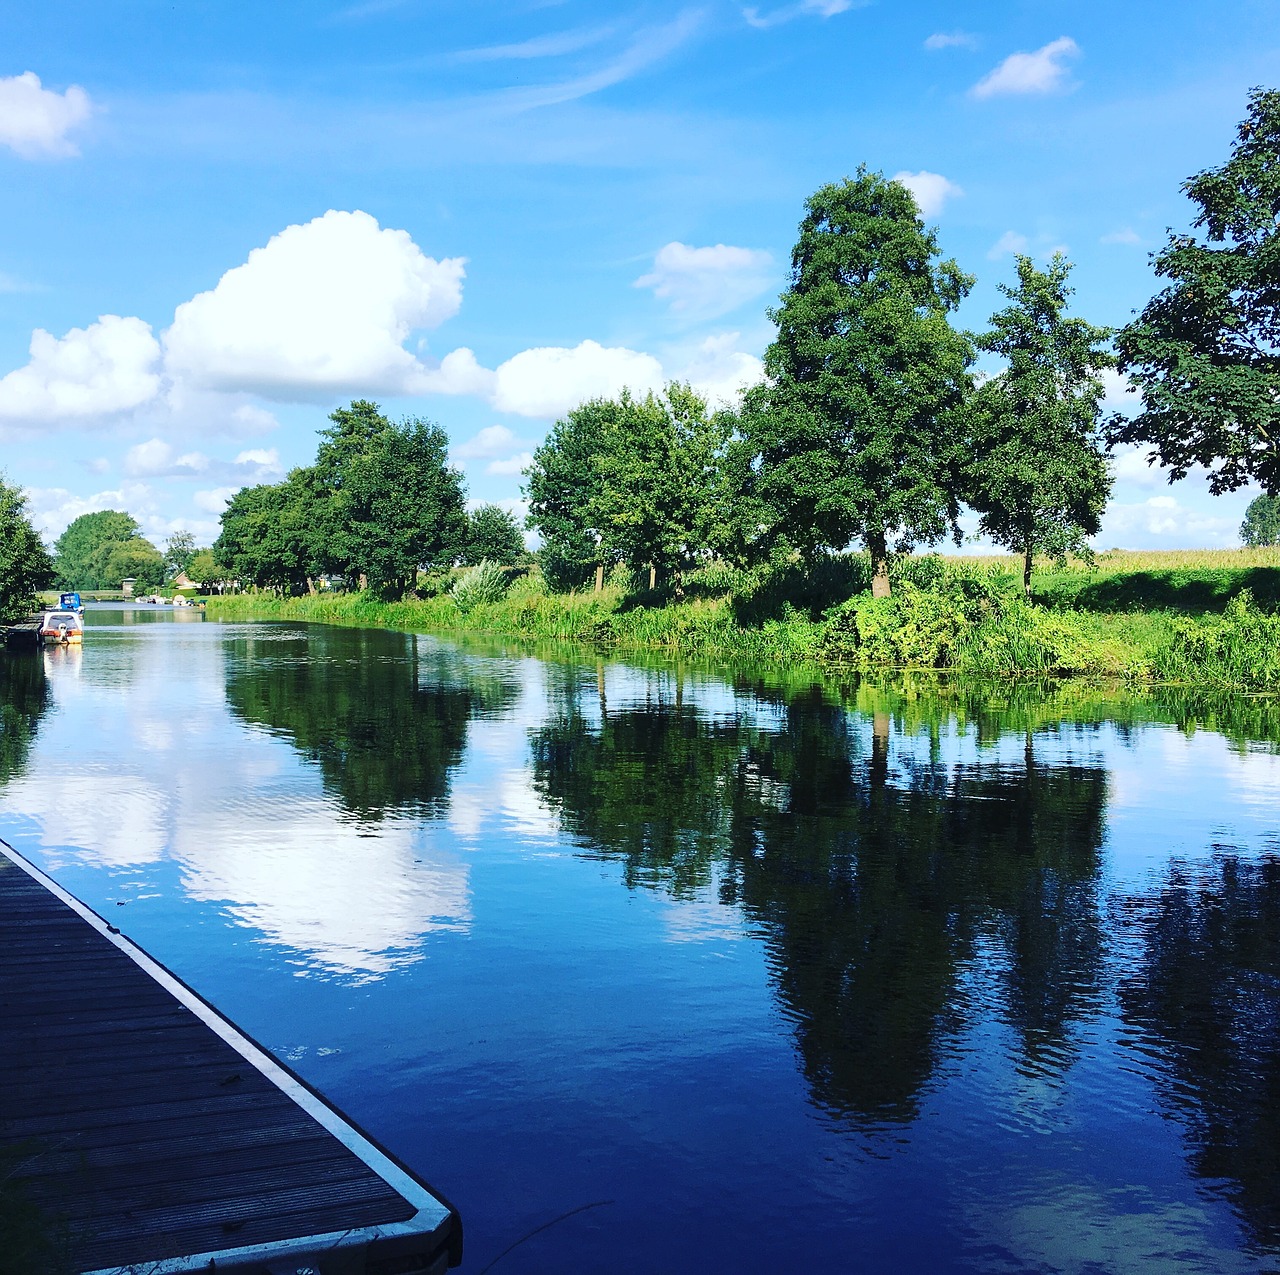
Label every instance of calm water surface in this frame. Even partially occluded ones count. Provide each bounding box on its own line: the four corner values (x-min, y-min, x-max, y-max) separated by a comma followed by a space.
2, 607, 1279, 1273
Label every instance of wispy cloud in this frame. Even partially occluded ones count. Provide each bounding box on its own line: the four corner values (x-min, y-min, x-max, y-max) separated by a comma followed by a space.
451, 25, 617, 64
924, 31, 977, 51
987, 230, 1029, 259
743, 0, 861, 31
971, 37, 1080, 99
1101, 227, 1142, 245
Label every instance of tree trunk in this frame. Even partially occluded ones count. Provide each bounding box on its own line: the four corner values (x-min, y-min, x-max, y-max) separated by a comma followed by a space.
1023, 544, 1033, 600
594, 563, 604, 593
306, 577, 317, 596
648, 564, 656, 591
358, 573, 368, 592
868, 530, 891, 598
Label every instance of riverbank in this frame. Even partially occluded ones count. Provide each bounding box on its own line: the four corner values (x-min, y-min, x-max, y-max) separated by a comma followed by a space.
204, 553, 1280, 689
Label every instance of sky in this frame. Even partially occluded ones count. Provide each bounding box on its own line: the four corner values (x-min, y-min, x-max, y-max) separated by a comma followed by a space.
2, 0, 1278, 553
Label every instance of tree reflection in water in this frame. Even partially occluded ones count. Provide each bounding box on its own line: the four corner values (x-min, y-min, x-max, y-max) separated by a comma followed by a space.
1121, 854, 1280, 1253
223, 628, 520, 820
0, 654, 50, 788
530, 675, 1108, 1127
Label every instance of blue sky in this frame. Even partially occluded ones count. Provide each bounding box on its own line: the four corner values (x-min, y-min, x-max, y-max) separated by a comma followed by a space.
2, 0, 1278, 551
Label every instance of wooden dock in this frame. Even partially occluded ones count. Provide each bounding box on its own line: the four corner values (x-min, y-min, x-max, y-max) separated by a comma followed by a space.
0, 840, 462, 1274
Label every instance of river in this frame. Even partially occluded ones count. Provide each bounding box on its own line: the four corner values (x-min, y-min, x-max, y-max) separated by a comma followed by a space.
1, 605, 1278, 1273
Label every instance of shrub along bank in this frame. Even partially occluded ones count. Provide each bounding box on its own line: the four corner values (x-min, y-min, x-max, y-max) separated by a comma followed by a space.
205, 556, 1280, 691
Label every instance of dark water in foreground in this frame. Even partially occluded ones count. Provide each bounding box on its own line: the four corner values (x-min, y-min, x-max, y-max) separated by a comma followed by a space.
2, 607, 1279, 1273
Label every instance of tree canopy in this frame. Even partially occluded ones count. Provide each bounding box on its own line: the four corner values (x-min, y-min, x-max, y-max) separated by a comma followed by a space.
1240, 493, 1280, 547
734, 169, 975, 594
163, 530, 197, 579
463, 504, 525, 566
0, 475, 54, 624
1113, 88, 1280, 496
53, 510, 164, 590
964, 254, 1114, 594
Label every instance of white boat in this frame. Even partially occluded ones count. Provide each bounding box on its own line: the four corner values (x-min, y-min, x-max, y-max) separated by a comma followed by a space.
39, 608, 84, 645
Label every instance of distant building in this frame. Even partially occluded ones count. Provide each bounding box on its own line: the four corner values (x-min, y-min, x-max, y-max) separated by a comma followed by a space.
122, 578, 136, 599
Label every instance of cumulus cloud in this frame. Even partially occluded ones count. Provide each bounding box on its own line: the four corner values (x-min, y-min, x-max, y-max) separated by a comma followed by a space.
635, 241, 773, 319
21, 481, 158, 541
123, 438, 283, 483
491, 340, 665, 418
1099, 495, 1243, 548
893, 170, 964, 218
669, 332, 765, 406
194, 487, 241, 514
987, 230, 1030, 259
0, 315, 162, 433
486, 452, 534, 476
971, 36, 1079, 99
453, 424, 527, 460
163, 210, 466, 400
924, 31, 977, 50
0, 72, 93, 159
414, 346, 496, 398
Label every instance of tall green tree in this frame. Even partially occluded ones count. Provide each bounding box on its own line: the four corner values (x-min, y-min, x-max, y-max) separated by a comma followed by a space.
163, 530, 197, 578
736, 169, 975, 595
462, 504, 525, 566
964, 255, 1114, 596
1240, 493, 1280, 546
315, 400, 467, 597
52, 509, 164, 590
592, 384, 732, 593
1112, 88, 1280, 496
0, 475, 54, 624
524, 398, 620, 589
214, 472, 326, 594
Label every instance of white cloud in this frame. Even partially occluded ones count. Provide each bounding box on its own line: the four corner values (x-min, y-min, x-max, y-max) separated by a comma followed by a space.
987, 230, 1029, 260
892, 170, 964, 218
0, 315, 162, 432
669, 332, 764, 407
744, 0, 857, 28
486, 452, 534, 476
635, 241, 773, 319
194, 487, 241, 514
453, 424, 526, 460
163, 209, 466, 400
491, 340, 665, 418
122, 438, 283, 483
1099, 495, 1242, 547
1099, 368, 1136, 414
22, 481, 158, 542
0, 72, 93, 159
1101, 227, 1142, 245
924, 31, 977, 51
1111, 447, 1168, 489
414, 346, 496, 398
971, 37, 1079, 99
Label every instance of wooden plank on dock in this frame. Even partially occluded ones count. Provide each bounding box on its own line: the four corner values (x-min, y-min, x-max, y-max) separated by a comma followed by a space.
0, 840, 462, 1274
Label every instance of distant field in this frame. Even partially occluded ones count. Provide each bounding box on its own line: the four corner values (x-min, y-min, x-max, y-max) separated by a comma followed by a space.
939, 547, 1280, 574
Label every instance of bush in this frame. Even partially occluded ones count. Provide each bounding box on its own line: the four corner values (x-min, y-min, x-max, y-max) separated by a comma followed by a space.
452, 560, 509, 611
1154, 589, 1280, 688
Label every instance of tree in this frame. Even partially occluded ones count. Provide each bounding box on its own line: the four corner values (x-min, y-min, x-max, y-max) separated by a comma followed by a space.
185, 547, 226, 589
104, 537, 165, 590
214, 473, 325, 594
591, 384, 732, 594
463, 504, 525, 566
964, 255, 1114, 596
163, 530, 197, 578
315, 401, 468, 597
1112, 89, 1280, 496
1240, 493, 1280, 546
735, 169, 975, 595
53, 510, 150, 589
0, 475, 54, 624
525, 398, 620, 589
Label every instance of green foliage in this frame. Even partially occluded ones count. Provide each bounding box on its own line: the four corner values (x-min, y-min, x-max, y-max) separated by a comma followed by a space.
734, 169, 974, 586
0, 476, 54, 624
1153, 589, 1280, 688
1113, 88, 1280, 495
1241, 493, 1280, 547
463, 504, 525, 566
163, 529, 196, 577
214, 472, 324, 594
964, 254, 1113, 591
316, 400, 468, 597
53, 509, 163, 590
1035, 565, 1280, 614
525, 384, 731, 590
185, 547, 224, 586
452, 559, 510, 611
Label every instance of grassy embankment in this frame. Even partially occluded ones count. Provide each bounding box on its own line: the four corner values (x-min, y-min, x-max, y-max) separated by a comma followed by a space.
204, 547, 1280, 690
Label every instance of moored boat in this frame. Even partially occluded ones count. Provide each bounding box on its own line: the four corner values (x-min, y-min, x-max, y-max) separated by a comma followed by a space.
38, 608, 84, 644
